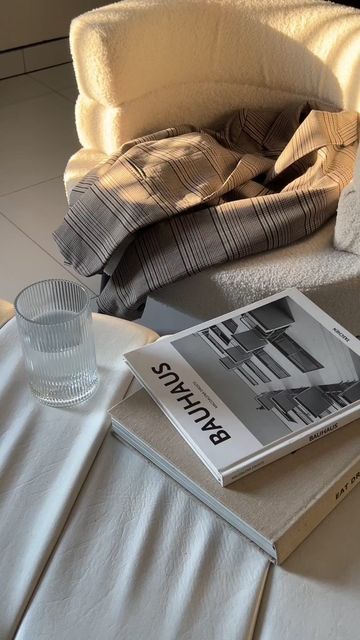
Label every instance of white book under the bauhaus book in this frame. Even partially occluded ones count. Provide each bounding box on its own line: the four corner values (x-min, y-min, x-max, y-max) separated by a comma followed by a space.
123, 288, 360, 486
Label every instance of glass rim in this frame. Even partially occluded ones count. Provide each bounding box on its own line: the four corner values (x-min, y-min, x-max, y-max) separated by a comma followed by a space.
14, 278, 91, 326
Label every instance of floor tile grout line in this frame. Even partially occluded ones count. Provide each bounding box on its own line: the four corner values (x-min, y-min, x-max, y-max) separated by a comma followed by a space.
21, 49, 26, 74
0, 65, 77, 101
0, 60, 73, 83
0, 209, 98, 295
27, 64, 77, 94
51, 88, 77, 104
0, 175, 64, 198
0, 62, 75, 87
0, 84, 76, 114
0, 89, 54, 109
29, 74, 77, 98
31, 79, 77, 91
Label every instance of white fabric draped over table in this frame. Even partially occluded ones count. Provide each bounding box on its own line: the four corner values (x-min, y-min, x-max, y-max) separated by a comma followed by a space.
0, 315, 270, 640
254, 486, 360, 639
15, 430, 270, 640
1, 313, 360, 639
0, 315, 157, 638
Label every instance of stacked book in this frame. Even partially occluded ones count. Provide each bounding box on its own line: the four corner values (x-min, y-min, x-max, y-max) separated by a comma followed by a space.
110, 289, 360, 563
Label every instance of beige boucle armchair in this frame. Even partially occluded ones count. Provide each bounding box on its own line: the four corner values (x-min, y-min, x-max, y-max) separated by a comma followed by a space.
64, 0, 360, 333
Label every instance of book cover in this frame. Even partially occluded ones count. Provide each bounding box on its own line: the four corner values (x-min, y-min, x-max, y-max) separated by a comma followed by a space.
124, 288, 360, 485
110, 389, 360, 563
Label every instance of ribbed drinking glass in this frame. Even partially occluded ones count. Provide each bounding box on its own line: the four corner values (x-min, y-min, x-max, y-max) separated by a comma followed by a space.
15, 279, 98, 407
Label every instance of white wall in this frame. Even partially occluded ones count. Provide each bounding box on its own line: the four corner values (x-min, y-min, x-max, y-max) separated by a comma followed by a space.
1, 0, 111, 51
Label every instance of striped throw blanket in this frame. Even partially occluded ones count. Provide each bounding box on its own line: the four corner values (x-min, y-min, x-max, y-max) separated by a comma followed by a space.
54, 103, 358, 318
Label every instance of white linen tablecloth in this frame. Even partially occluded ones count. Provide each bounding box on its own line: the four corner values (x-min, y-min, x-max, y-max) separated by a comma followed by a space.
253, 480, 360, 640
0, 314, 157, 639
15, 432, 270, 640
3, 311, 359, 640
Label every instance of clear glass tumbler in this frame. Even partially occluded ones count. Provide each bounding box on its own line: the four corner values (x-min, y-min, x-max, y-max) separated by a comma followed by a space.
15, 279, 99, 407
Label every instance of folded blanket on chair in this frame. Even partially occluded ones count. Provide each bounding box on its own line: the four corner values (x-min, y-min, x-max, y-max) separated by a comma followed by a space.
54, 103, 358, 319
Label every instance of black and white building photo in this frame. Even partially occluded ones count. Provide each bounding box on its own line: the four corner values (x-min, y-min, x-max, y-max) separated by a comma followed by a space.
173, 296, 360, 444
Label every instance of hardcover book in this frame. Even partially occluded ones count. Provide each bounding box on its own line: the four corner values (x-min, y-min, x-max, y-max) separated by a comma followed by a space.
123, 288, 360, 486
110, 389, 360, 563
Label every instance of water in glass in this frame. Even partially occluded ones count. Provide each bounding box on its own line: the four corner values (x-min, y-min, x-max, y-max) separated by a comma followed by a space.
15, 280, 98, 407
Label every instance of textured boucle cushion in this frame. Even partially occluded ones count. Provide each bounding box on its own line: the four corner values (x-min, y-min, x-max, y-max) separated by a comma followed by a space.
334, 141, 360, 254
152, 220, 360, 335
70, 0, 360, 152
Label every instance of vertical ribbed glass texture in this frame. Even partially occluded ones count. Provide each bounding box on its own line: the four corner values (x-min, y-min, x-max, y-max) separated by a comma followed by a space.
15, 279, 98, 407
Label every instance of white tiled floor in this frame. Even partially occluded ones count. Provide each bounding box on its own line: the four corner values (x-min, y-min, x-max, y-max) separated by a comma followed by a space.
0, 64, 101, 302
0, 64, 195, 332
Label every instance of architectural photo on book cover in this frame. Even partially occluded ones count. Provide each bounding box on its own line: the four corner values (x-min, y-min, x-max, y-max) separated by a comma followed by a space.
172, 296, 360, 446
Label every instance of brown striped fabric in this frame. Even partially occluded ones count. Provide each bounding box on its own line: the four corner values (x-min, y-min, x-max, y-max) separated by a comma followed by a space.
54, 103, 359, 318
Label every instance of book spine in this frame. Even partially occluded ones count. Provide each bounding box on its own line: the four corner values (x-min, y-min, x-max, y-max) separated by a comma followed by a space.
275, 455, 360, 564
221, 407, 360, 486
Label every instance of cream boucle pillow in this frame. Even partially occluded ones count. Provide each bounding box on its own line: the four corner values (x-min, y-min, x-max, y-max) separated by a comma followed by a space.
334, 144, 360, 255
